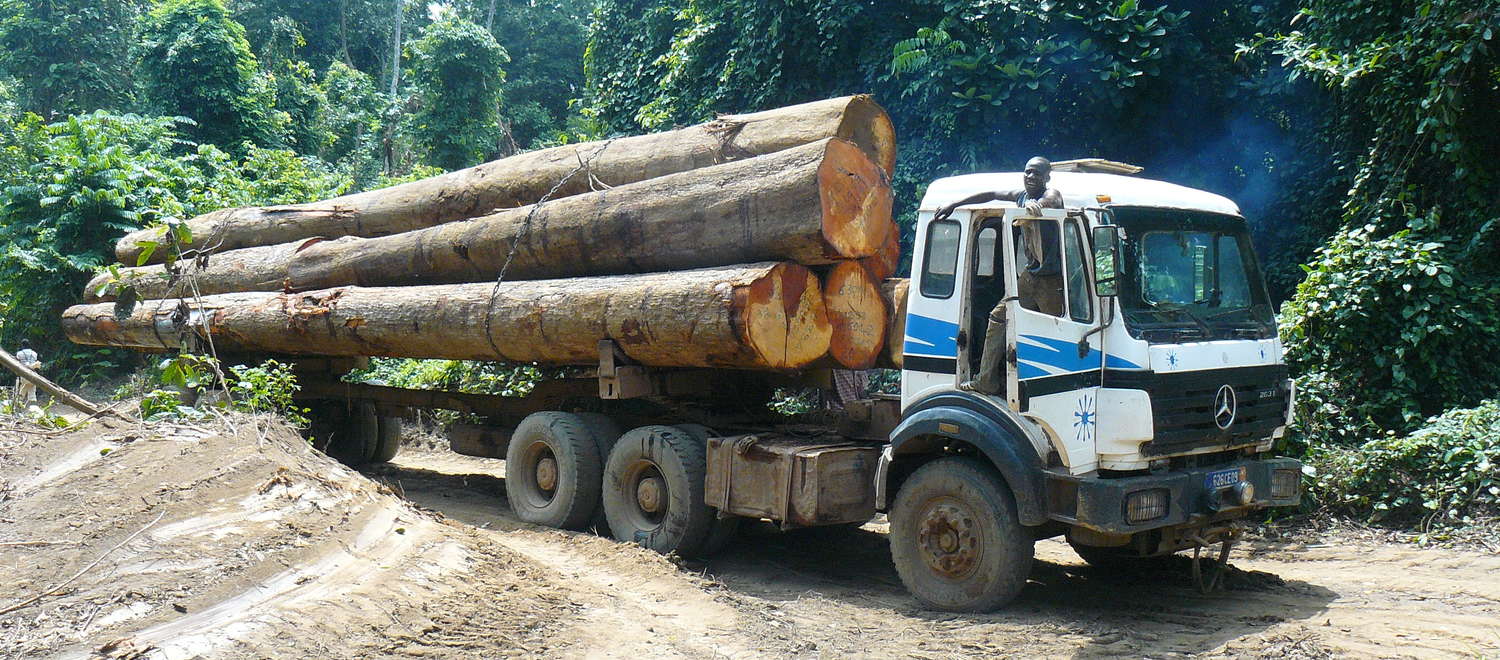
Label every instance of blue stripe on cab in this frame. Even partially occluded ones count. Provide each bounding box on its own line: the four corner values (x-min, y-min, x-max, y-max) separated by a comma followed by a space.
904, 314, 959, 358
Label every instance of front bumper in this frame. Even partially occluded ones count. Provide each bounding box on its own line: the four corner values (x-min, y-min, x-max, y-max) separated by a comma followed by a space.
1045, 458, 1302, 535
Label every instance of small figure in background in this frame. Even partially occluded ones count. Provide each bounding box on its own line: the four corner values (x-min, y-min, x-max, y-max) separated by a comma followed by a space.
14, 339, 41, 405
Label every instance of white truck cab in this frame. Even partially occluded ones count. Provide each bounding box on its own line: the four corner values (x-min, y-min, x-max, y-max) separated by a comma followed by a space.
879, 170, 1302, 611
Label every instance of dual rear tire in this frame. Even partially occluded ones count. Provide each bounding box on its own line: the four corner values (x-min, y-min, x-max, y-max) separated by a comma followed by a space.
310, 401, 403, 466
503, 413, 736, 557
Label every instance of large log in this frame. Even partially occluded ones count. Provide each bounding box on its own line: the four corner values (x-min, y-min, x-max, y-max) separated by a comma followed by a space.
63, 264, 832, 371
87, 138, 893, 301
876, 278, 909, 370
84, 239, 323, 303
821, 261, 887, 369
289, 138, 891, 291
115, 96, 897, 265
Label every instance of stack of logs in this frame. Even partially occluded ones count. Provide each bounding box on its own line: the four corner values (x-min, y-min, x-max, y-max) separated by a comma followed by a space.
63, 96, 910, 372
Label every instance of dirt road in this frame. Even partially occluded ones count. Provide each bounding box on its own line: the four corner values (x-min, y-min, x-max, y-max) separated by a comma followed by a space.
3, 420, 1497, 658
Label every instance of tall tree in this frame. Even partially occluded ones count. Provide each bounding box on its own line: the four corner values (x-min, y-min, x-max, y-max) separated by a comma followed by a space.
407, 15, 509, 170
0, 0, 141, 116
135, 0, 286, 150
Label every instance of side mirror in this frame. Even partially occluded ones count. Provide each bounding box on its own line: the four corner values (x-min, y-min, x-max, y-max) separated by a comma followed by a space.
1091, 225, 1122, 298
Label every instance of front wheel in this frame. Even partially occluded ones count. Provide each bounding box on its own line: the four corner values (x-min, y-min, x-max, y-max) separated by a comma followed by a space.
889, 456, 1033, 612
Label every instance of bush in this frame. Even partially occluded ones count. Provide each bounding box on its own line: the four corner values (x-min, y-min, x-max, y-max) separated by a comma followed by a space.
1307, 399, 1500, 529
1280, 225, 1500, 445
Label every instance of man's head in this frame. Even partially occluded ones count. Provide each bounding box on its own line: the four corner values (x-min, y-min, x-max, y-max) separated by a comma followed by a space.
19, 339, 29, 350
1022, 157, 1052, 197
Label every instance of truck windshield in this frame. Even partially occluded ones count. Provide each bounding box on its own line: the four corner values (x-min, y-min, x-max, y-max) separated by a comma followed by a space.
1113, 207, 1275, 341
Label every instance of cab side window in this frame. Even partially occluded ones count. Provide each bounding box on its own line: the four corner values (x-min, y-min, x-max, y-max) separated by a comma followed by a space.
921, 220, 961, 298
1014, 219, 1064, 317
1064, 219, 1093, 323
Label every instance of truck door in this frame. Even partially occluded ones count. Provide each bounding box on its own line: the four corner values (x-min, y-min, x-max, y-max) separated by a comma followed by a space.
901, 211, 969, 406
1004, 208, 1104, 471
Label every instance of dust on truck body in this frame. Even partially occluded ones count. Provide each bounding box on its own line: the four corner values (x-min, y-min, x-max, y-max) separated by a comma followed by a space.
303, 170, 1303, 613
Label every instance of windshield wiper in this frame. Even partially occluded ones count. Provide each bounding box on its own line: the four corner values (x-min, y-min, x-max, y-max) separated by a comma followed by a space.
1148, 302, 1213, 337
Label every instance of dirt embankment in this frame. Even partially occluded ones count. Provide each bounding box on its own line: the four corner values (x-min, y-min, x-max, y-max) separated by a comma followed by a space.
3, 418, 1498, 658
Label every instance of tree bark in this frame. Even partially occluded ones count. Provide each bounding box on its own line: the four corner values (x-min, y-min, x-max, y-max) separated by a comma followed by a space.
63, 264, 832, 371
875, 278, 908, 370
821, 261, 887, 369
114, 95, 896, 265
84, 239, 325, 303
91, 139, 892, 299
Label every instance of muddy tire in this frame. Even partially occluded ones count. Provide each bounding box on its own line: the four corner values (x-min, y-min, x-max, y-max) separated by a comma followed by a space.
603, 425, 715, 557
889, 456, 1033, 612
369, 416, 403, 464
575, 412, 622, 535
313, 401, 380, 466
669, 423, 741, 556
505, 412, 603, 530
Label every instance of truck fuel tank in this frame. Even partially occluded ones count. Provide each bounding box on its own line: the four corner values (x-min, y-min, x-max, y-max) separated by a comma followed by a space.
705, 434, 880, 528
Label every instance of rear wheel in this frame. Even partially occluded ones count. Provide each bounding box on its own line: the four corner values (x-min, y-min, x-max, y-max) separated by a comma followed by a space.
575, 412, 622, 534
889, 456, 1033, 612
603, 425, 715, 557
369, 416, 403, 463
310, 401, 380, 466
504, 412, 603, 530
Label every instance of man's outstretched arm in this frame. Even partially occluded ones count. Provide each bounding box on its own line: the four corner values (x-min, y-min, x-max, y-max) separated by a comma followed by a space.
933, 189, 1023, 221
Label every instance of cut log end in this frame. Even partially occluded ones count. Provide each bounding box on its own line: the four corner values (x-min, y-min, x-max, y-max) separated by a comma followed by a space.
860, 228, 902, 281
877, 278, 909, 370
818, 139, 895, 261
837, 95, 898, 178
821, 262, 887, 369
737, 263, 831, 370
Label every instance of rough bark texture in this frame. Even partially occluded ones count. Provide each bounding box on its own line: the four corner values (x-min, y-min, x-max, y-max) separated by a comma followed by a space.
115, 96, 896, 265
84, 239, 324, 303
288, 139, 892, 291
861, 229, 901, 281
821, 261, 887, 369
63, 264, 831, 371
876, 278, 909, 370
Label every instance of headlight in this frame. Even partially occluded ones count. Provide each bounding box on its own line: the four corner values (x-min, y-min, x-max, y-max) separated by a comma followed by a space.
1271, 469, 1300, 499
1124, 488, 1169, 524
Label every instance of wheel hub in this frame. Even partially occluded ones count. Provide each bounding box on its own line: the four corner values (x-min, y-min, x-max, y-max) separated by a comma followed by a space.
918, 503, 980, 579
535, 456, 558, 492
636, 476, 664, 513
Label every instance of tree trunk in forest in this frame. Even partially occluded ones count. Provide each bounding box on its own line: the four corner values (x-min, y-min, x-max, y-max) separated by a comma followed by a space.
821, 261, 887, 369
388, 0, 403, 98
114, 96, 896, 265
875, 278, 908, 370
91, 138, 892, 299
63, 264, 832, 371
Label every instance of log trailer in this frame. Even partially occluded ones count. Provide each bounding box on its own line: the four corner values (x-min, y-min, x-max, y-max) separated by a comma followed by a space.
290, 168, 1302, 612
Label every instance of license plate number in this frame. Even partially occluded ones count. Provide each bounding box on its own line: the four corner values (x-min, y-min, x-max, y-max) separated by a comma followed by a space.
1205, 467, 1246, 490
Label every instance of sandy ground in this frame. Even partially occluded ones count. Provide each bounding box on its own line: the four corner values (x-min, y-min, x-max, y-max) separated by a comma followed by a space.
3, 418, 1498, 659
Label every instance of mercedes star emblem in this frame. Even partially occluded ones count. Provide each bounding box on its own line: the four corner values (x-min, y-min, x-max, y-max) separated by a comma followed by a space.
1214, 384, 1237, 429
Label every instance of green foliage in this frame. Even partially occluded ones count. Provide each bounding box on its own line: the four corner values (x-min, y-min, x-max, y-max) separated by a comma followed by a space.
1, 397, 69, 428
0, 0, 140, 116
0, 111, 346, 380
350, 357, 547, 398
317, 61, 387, 184
139, 355, 309, 425
1281, 226, 1500, 444
407, 16, 509, 169
228, 359, 309, 425
1307, 399, 1500, 529
135, 0, 287, 150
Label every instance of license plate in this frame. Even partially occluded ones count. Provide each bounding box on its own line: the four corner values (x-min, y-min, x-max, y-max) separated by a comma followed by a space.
1205, 467, 1246, 490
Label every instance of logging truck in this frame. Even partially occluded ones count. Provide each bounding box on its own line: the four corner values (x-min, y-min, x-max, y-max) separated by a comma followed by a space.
63, 96, 1301, 610
275, 169, 1301, 612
